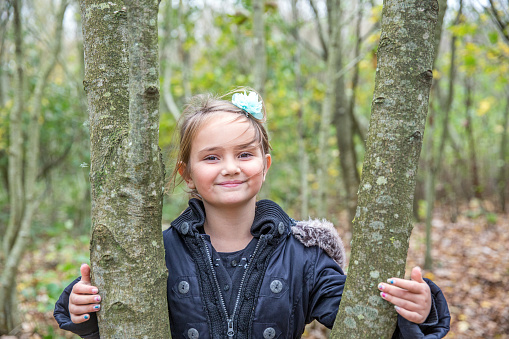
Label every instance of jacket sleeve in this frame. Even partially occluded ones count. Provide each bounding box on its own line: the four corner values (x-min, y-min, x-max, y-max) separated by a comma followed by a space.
309, 252, 450, 339
392, 278, 451, 339
53, 277, 100, 339
307, 247, 346, 328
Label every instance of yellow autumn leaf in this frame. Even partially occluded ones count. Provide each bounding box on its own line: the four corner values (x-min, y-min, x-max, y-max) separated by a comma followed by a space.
359, 60, 370, 70
433, 69, 442, 80
480, 301, 492, 308
290, 101, 300, 112
499, 41, 509, 57
477, 97, 494, 116
328, 167, 339, 178
458, 321, 470, 332
424, 271, 435, 280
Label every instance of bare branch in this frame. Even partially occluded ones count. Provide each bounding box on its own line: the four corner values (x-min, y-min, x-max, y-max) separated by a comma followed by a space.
309, 0, 328, 59
486, 0, 509, 43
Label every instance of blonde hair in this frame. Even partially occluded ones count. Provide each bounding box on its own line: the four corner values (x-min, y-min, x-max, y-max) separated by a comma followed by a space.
169, 88, 271, 197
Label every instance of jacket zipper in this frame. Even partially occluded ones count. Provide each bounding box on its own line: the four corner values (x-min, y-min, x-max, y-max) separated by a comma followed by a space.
202, 235, 262, 338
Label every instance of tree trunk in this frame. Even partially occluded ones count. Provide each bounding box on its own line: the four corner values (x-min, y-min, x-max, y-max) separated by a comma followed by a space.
464, 77, 482, 199
317, 0, 341, 217
348, 0, 368, 147
498, 90, 509, 212
330, 0, 437, 337
1, 0, 67, 334
331, 0, 360, 226
291, 0, 309, 219
79, 0, 171, 337
253, 0, 266, 96
424, 0, 458, 270
319, 0, 359, 228
178, 0, 192, 100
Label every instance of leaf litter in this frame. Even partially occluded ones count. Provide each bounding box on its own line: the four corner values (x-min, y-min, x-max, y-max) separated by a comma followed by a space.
4, 203, 508, 338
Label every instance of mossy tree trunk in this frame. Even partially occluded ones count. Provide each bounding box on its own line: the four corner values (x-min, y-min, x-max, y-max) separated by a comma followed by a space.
330, 0, 438, 338
79, 0, 170, 337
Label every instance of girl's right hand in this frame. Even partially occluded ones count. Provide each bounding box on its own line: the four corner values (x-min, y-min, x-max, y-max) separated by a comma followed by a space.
69, 263, 101, 323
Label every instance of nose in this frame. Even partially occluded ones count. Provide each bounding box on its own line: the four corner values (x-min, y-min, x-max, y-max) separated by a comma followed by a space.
221, 156, 241, 176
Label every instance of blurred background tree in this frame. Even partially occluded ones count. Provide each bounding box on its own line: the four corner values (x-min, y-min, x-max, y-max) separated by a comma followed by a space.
0, 0, 507, 337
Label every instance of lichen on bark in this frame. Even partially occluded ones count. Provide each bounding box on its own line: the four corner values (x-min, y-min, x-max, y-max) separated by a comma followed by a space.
330, 0, 438, 338
80, 0, 170, 337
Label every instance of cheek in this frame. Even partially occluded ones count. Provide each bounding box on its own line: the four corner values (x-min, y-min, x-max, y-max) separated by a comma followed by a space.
247, 160, 266, 176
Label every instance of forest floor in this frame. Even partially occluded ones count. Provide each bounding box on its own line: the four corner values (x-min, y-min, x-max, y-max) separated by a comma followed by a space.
2, 200, 508, 339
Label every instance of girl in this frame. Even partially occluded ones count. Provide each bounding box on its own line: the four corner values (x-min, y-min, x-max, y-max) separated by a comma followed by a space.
54, 90, 450, 338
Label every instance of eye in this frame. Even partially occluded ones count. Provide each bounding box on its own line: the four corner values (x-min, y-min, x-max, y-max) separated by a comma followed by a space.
239, 152, 253, 159
204, 155, 219, 161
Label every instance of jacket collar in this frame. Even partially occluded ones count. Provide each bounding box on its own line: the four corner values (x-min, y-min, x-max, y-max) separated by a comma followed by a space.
171, 198, 293, 238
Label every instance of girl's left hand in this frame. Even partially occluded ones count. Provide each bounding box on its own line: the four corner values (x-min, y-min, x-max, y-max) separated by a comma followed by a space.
378, 266, 432, 324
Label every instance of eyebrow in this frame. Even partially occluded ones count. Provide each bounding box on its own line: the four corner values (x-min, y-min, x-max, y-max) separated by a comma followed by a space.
197, 142, 259, 154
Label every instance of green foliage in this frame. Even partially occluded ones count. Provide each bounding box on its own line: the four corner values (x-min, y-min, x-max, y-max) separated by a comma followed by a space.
2, 0, 508, 336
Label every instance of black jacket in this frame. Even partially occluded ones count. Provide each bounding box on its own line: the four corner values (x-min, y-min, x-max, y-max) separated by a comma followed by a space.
54, 199, 450, 338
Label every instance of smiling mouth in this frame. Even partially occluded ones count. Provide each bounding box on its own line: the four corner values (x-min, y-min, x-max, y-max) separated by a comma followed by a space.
218, 180, 244, 187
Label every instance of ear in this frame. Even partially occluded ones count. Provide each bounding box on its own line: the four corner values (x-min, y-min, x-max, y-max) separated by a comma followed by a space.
178, 162, 196, 189
263, 154, 272, 181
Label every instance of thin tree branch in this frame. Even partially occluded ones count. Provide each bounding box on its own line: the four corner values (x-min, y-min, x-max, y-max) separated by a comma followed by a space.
37, 141, 73, 181
486, 0, 509, 43
309, 0, 328, 59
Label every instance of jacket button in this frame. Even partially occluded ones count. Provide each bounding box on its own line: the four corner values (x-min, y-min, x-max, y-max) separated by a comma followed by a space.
188, 328, 199, 339
181, 222, 189, 235
270, 279, 283, 293
178, 281, 190, 294
278, 222, 285, 235
231, 260, 237, 267
263, 327, 276, 339
224, 284, 230, 291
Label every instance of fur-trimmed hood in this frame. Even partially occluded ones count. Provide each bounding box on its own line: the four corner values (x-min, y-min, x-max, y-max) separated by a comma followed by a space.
291, 219, 346, 267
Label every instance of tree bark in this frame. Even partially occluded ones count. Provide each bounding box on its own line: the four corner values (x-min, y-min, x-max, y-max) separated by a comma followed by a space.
253, 0, 266, 95
464, 77, 482, 199
332, 0, 361, 226
0, 2, 23, 332
291, 0, 310, 219
1, 0, 67, 334
424, 0, 458, 270
330, 0, 438, 337
317, 0, 340, 217
80, 0, 170, 337
498, 90, 509, 212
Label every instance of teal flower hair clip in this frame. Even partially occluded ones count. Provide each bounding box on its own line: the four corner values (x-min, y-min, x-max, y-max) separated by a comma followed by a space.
231, 91, 263, 120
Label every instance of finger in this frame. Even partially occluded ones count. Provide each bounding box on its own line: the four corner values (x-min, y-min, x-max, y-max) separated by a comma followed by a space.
394, 306, 426, 324
70, 292, 101, 307
378, 283, 422, 301
380, 291, 420, 312
385, 277, 426, 294
80, 263, 92, 285
70, 313, 92, 324
69, 303, 101, 316
72, 281, 99, 296
410, 266, 425, 284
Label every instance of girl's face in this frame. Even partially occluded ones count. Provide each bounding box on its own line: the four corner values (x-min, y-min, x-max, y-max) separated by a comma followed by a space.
182, 112, 271, 210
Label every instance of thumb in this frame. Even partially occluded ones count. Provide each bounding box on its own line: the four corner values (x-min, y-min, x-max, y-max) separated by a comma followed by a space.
411, 266, 425, 283
80, 263, 92, 285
